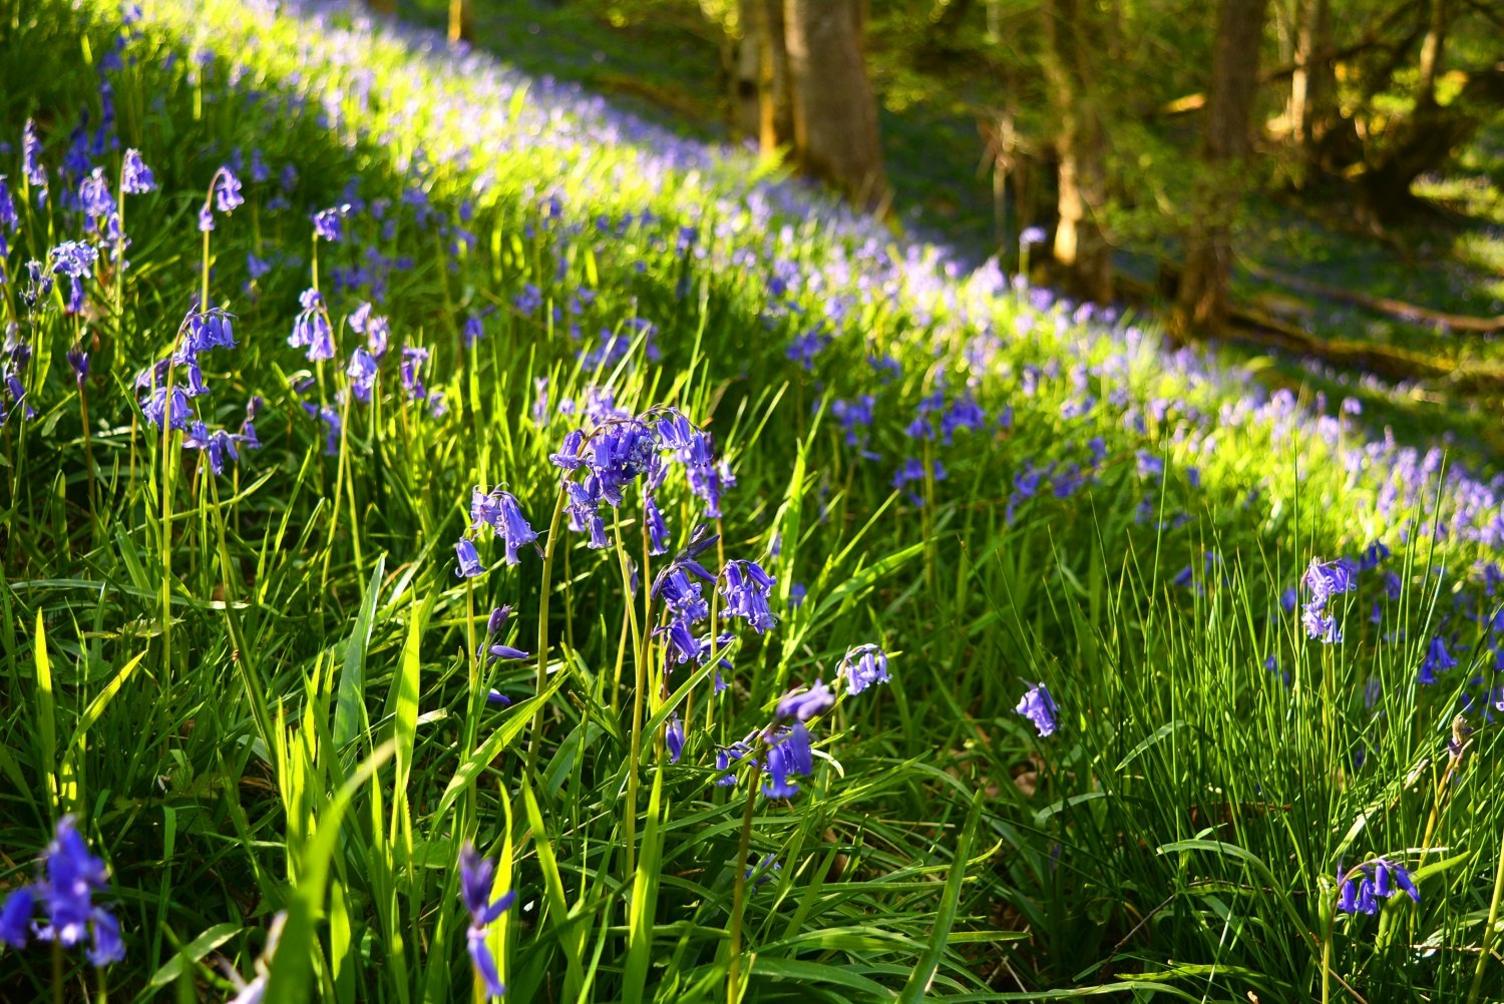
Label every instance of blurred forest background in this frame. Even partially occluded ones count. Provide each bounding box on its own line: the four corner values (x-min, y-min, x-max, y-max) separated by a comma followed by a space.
398, 0, 1503, 444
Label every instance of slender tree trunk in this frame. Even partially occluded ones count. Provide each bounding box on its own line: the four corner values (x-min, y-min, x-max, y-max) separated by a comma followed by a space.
1041, 0, 1113, 302
448, 0, 473, 44
1174, 0, 1270, 336
1288, 0, 1337, 164
783, 0, 886, 208
1415, 0, 1448, 107
756, 0, 793, 151
734, 0, 762, 140
365, 0, 396, 15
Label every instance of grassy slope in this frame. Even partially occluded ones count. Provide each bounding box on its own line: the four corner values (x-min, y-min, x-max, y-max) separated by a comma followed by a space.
422, 0, 1504, 457
0, 0, 1501, 1000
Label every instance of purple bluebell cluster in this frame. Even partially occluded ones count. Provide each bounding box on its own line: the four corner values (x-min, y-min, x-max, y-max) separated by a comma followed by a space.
1300, 558, 1357, 644
289, 288, 335, 361
1336, 859, 1418, 916
466, 486, 539, 568
458, 844, 516, 999
0, 817, 124, 967
135, 307, 259, 474
840, 644, 890, 695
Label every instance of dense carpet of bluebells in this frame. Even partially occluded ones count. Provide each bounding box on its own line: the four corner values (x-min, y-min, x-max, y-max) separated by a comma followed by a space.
2, 0, 1504, 999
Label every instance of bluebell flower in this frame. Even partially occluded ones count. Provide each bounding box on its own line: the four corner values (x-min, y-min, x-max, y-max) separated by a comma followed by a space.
182, 360, 210, 397
1019, 226, 1046, 246
400, 346, 429, 401
302, 402, 341, 455
455, 539, 484, 579
564, 480, 607, 549
312, 204, 349, 242
659, 618, 710, 668
1418, 636, 1456, 685
760, 741, 801, 799
199, 167, 242, 232
185, 423, 242, 477
715, 742, 751, 787
1355, 877, 1378, 915
644, 493, 670, 556
0, 817, 124, 965
1337, 877, 1358, 915
120, 148, 154, 195
487, 606, 513, 635
1301, 557, 1357, 608
140, 384, 191, 431
789, 583, 806, 607
464, 314, 485, 346
470, 489, 537, 566
1016, 683, 1058, 737
486, 689, 512, 707
775, 681, 834, 722
66, 348, 88, 387
1383, 860, 1419, 903
0, 177, 15, 243
347, 348, 379, 402
654, 564, 712, 624
1382, 571, 1402, 601
214, 167, 244, 214
0, 885, 34, 948
77, 168, 112, 231
1338, 859, 1420, 915
744, 853, 781, 886
179, 306, 236, 358
774, 722, 814, 776
840, 644, 889, 695
721, 559, 776, 633
550, 429, 586, 472
349, 302, 391, 358
785, 327, 829, 370
22, 119, 47, 192
459, 844, 515, 1000
289, 289, 335, 362
1302, 605, 1341, 644
666, 716, 685, 763
246, 252, 272, 285
830, 395, 875, 449
585, 419, 656, 506
941, 395, 986, 443
514, 283, 542, 314
1359, 540, 1390, 571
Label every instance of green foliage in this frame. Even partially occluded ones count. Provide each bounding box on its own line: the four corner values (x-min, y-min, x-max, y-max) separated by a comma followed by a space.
0, 0, 1502, 1000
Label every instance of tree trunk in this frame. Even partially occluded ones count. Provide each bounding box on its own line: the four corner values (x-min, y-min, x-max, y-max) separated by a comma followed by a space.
734, 0, 762, 140
448, 0, 473, 45
783, 0, 886, 208
1040, 0, 1114, 303
751, 0, 793, 151
1173, 0, 1270, 337
733, 0, 794, 147
365, 0, 396, 15
1288, 0, 1338, 168
1415, 0, 1448, 107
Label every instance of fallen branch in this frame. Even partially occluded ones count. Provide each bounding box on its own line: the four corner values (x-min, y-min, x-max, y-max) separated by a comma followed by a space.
1244, 262, 1504, 334
1113, 272, 1504, 392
